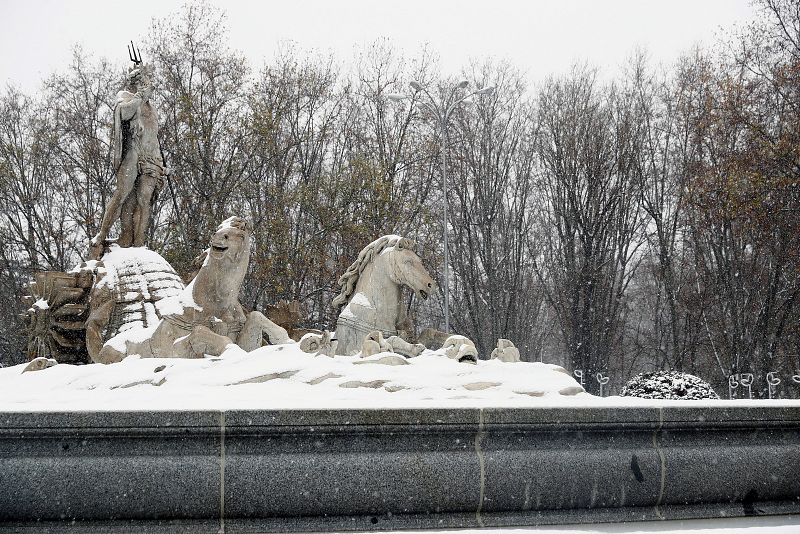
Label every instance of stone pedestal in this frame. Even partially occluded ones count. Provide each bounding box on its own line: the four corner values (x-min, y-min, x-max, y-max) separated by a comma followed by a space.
1, 405, 798, 531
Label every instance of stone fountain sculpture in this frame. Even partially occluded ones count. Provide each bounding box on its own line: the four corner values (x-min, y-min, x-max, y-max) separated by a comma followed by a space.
331, 235, 436, 356
96, 217, 289, 363
84, 247, 186, 361
442, 335, 479, 364
21, 45, 298, 365
21, 44, 174, 364
490, 339, 521, 362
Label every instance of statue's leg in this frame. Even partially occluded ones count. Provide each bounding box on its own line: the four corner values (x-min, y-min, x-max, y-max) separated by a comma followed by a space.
173, 326, 232, 358
117, 187, 136, 248
92, 155, 137, 256
236, 311, 290, 352
132, 174, 157, 247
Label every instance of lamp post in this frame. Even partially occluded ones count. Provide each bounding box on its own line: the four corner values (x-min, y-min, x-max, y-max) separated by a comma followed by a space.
388, 80, 494, 333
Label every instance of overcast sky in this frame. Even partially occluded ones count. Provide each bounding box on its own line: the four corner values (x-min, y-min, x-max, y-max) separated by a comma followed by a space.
1, 0, 756, 91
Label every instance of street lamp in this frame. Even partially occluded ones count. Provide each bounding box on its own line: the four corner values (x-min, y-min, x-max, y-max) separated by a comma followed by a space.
388, 80, 495, 333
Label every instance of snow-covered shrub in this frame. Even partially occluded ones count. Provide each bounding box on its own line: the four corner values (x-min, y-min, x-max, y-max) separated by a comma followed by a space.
621, 371, 719, 400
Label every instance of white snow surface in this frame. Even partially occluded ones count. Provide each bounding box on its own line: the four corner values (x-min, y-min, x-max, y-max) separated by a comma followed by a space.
0, 342, 595, 411
95, 246, 177, 290
360, 514, 800, 534
3, 341, 800, 412
156, 279, 201, 316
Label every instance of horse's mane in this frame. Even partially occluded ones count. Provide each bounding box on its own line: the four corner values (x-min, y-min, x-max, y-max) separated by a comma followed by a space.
332, 234, 413, 312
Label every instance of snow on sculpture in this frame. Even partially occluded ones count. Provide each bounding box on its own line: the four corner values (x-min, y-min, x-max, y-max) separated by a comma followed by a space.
96, 216, 289, 363
85, 247, 186, 361
332, 235, 436, 356
490, 339, 521, 362
442, 335, 479, 364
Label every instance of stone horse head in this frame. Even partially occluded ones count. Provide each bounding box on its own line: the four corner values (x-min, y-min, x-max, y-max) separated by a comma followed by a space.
333, 235, 436, 355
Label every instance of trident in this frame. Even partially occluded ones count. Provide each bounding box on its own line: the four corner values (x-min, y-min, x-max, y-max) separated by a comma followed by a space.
128, 40, 143, 66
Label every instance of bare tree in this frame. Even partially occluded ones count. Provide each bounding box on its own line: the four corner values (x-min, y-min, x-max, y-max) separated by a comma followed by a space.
146, 0, 251, 272
446, 61, 547, 359
533, 67, 646, 391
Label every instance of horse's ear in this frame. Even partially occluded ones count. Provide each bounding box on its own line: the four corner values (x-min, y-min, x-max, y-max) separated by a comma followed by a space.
398, 238, 415, 251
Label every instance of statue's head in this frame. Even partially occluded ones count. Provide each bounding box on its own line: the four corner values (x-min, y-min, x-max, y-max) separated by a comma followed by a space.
386, 238, 436, 301
126, 63, 151, 90
208, 216, 251, 265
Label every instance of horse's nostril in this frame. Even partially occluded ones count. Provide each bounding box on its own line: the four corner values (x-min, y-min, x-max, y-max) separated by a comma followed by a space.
427, 283, 432, 288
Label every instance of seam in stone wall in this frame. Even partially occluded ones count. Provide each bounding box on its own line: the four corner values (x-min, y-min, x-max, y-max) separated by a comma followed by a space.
475, 408, 486, 527
652, 407, 666, 520
219, 411, 226, 534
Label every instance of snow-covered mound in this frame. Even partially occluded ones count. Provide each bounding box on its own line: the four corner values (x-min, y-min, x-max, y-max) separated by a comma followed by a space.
620, 371, 719, 400
0, 343, 589, 411
94, 245, 185, 337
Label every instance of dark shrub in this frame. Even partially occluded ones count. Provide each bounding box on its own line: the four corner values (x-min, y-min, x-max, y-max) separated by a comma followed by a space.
621, 371, 719, 400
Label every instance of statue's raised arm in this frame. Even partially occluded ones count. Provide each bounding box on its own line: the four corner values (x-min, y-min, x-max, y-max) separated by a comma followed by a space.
90, 42, 165, 259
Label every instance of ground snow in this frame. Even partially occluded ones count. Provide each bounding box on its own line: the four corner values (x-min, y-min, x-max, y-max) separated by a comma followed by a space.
366, 514, 800, 534
0, 342, 595, 411
3, 341, 800, 411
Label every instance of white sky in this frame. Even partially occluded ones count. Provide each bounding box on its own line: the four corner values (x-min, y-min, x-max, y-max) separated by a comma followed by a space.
1, 0, 756, 92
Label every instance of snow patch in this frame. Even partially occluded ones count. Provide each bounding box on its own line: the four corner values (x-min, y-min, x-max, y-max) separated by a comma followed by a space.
0, 342, 599, 411
350, 292, 373, 309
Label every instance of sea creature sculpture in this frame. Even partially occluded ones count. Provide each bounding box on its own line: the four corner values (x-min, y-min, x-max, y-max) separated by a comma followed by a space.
299, 331, 336, 357
96, 217, 289, 363
490, 338, 521, 362
441, 335, 479, 364
85, 247, 185, 361
332, 235, 436, 355
386, 336, 425, 358
361, 330, 393, 357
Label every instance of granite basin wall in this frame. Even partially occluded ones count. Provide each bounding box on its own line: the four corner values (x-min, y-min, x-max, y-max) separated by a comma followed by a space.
0, 406, 798, 532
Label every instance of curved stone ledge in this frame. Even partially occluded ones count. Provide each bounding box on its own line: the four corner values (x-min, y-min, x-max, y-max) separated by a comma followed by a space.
1, 406, 799, 532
